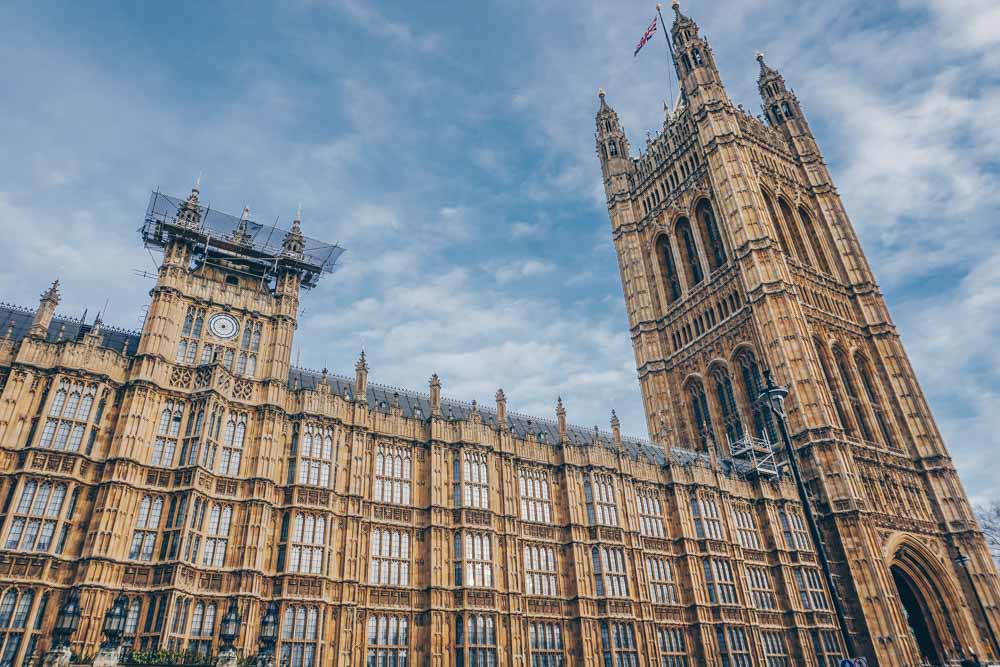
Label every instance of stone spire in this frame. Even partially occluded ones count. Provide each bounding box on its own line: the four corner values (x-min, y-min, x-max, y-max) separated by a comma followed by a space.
610, 410, 622, 445
755, 52, 806, 129
429, 374, 442, 417
29, 279, 61, 338
556, 397, 567, 442
177, 175, 203, 228
595, 89, 632, 201
233, 206, 253, 246
495, 389, 507, 430
355, 351, 368, 404
283, 204, 305, 255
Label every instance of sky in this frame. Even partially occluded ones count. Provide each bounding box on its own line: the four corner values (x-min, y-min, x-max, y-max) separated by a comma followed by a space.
1, 0, 998, 503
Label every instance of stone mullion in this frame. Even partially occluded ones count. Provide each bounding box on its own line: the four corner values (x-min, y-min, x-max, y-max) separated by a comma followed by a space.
109, 384, 156, 463
0, 369, 34, 447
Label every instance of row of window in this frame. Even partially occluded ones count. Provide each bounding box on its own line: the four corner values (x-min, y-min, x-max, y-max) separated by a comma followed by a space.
656, 199, 728, 305
0, 583, 842, 667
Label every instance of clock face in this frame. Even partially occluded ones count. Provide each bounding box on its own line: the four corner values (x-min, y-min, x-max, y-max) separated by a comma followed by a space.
208, 313, 240, 340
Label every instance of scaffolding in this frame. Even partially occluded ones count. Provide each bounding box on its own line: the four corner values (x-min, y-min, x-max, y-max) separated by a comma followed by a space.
140, 190, 344, 289
728, 427, 780, 479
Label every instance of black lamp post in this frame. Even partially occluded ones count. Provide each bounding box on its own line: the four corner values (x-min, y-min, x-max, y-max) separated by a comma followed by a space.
219, 599, 241, 652
759, 370, 858, 659
954, 549, 1000, 658
100, 592, 129, 650
259, 602, 279, 656
52, 588, 82, 650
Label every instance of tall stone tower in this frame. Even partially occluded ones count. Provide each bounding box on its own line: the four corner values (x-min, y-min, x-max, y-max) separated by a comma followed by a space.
597, 3, 1000, 664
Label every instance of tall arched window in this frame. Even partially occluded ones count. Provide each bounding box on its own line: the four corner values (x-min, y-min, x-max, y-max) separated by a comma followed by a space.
711, 366, 744, 445
696, 200, 726, 270
656, 236, 682, 304
813, 339, 852, 435
761, 191, 791, 257
797, 206, 832, 275
735, 350, 777, 443
833, 347, 873, 442
855, 354, 896, 449
675, 218, 704, 288
686, 379, 714, 450
281, 606, 319, 667
777, 198, 812, 267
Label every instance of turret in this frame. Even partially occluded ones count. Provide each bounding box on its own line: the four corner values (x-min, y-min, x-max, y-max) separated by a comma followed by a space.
556, 397, 567, 442
29, 279, 60, 338
595, 89, 633, 202
756, 53, 810, 134
669, 1, 727, 103
355, 351, 369, 404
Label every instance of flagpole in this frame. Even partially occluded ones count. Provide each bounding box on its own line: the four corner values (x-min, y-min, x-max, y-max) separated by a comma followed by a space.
655, 3, 680, 110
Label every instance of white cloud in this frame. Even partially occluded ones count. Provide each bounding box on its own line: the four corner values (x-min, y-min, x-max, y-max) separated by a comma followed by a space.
492, 259, 555, 285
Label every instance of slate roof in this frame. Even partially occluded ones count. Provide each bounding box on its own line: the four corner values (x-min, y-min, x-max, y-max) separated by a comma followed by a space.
0, 303, 141, 356
0, 303, 742, 472
288, 366, 735, 471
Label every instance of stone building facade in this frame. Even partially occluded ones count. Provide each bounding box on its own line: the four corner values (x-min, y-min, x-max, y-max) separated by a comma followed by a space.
0, 3, 997, 667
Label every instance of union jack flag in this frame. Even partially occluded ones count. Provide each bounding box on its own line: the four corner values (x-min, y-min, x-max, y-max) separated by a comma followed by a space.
634, 16, 657, 57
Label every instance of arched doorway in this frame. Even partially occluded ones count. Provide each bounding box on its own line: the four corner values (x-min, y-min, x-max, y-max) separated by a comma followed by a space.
887, 538, 975, 666
892, 564, 946, 665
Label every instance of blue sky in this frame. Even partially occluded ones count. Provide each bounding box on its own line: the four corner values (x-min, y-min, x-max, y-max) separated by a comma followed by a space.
1, 0, 998, 502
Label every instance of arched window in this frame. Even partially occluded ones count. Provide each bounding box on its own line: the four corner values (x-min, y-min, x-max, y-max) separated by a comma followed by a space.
735, 350, 777, 443
675, 218, 704, 287
711, 366, 744, 445
367, 615, 409, 665
855, 354, 896, 449
797, 206, 832, 274
761, 191, 791, 257
833, 347, 873, 442
813, 339, 852, 435
608, 141, 618, 157
281, 606, 319, 667
656, 236, 682, 304
696, 200, 726, 271
297, 424, 335, 488
369, 527, 409, 585
777, 198, 812, 267
219, 413, 246, 477
686, 379, 714, 450
771, 105, 783, 122
0, 587, 45, 665
691, 48, 703, 66
781, 101, 794, 118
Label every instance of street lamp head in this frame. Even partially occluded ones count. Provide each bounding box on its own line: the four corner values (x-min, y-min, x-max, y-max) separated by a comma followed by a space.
53, 588, 82, 648
759, 370, 789, 416
260, 601, 280, 652
101, 591, 129, 649
219, 599, 241, 650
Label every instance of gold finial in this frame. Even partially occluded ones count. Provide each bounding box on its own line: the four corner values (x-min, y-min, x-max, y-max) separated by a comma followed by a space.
672, 0, 679, 9
756, 52, 765, 62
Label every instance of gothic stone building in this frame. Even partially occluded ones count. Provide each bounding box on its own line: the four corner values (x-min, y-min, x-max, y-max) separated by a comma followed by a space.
0, 4, 998, 667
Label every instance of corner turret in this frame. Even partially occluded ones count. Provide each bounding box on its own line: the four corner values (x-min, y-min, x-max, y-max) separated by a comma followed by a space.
29, 279, 61, 338
595, 89, 634, 203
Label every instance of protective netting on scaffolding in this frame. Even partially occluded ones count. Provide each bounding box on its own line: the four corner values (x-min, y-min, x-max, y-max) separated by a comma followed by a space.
141, 191, 344, 274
